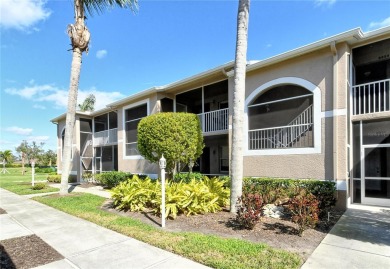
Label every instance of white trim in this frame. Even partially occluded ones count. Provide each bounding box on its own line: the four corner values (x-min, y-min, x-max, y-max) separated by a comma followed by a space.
337, 180, 347, 191
122, 99, 149, 160
244, 77, 322, 156
321, 109, 348, 118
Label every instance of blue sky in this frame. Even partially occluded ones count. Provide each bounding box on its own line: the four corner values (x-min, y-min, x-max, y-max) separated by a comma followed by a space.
1, 0, 390, 153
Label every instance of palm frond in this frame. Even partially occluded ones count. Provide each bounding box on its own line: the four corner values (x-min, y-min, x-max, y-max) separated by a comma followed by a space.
82, 0, 138, 16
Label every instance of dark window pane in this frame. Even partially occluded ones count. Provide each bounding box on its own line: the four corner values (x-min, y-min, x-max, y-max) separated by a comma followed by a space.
80, 118, 92, 132
125, 104, 147, 121
362, 119, 390, 145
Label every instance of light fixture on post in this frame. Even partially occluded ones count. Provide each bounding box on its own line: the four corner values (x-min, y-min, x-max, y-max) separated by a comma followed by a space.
159, 154, 166, 228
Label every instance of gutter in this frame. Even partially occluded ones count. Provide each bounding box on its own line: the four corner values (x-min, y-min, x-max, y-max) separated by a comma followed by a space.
331, 41, 338, 183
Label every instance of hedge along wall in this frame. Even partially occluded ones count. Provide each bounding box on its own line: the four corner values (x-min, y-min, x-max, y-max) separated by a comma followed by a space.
243, 178, 336, 217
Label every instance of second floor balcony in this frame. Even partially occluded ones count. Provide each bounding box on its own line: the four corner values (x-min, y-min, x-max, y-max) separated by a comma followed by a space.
94, 128, 118, 146
198, 108, 229, 133
352, 78, 390, 115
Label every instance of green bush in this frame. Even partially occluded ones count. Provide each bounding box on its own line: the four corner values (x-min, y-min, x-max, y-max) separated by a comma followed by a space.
32, 183, 47, 190
288, 188, 320, 236
35, 167, 56, 173
47, 174, 61, 183
95, 171, 132, 188
236, 193, 264, 230
138, 112, 204, 175
243, 178, 336, 218
111, 176, 230, 219
47, 174, 76, 183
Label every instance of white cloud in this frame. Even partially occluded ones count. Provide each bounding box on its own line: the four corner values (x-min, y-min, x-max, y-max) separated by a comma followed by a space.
265, 44, 272, 48
33, 104, 46, 110
5, 126, 33, 136
368, 17, 390, 30
96, 50, 108, 59
0, 0, 51, 31
5, 82, 125, 111
26, 135, 50, 144
314, 0, 336, 7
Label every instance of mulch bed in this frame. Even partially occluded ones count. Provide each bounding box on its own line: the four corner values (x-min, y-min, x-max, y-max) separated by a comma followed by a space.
0, 235, 63, 269
102, 200, 343, 260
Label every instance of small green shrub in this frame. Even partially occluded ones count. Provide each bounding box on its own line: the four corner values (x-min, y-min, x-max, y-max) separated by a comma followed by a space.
47, 174, 76, 183
47, 174, 61, 183
95, 171, 132, 188
236, 193, 264, 230
288, 188, 320, 236
32, 183, 46, 190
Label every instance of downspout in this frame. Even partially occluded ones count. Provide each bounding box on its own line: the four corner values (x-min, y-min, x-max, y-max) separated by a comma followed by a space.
331, 41, 338, 184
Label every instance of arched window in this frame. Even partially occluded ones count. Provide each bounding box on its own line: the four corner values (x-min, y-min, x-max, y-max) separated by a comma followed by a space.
244, 77, 321, 155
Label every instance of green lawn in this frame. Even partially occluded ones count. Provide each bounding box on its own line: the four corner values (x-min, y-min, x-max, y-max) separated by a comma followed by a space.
34, 193, 302, 269
0, 167, 59, 195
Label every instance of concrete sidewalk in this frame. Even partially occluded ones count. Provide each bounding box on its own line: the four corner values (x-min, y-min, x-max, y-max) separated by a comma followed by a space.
0, 188, 210, 269
301, 204, 390, 269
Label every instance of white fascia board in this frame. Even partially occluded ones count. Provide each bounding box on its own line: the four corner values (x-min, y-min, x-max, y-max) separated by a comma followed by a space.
106, 61, 234, 109
362, 25, 390, 39
50, 111, 93, 124
242, 28, 364, 75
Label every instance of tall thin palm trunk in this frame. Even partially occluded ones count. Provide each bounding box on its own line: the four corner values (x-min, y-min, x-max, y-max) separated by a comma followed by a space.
230, 0, 250, 213
60, 0, 88, 195
60, 47, 82, 194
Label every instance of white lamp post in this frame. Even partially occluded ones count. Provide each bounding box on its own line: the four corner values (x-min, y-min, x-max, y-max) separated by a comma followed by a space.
159, 154, 166, 228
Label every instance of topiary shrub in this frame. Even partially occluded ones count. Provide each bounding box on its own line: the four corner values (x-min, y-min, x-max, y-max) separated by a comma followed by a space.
288, 188, 320, 236
138, 112, 204, 176
95, 171, 132, 189
236, 193, 264, 230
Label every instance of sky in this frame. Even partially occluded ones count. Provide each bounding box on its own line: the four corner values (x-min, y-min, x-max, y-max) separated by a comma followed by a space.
1, 0, 390, 153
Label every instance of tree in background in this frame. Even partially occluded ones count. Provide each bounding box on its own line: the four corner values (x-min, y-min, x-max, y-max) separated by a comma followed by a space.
230, 0, 250, 213
61, 0, 138, 195
78, 93, 96, 112
39, 149, 57, 166
0, 150, 14, 164
138, 113, 204, 177
25, 142, 45, 165
15, 141, 29, 175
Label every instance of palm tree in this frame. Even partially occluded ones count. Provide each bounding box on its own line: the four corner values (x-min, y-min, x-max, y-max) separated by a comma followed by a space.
60, 0, 137, 195
230, 0, 250, 213
78, 93, 96, 111
0, 150, 14, 164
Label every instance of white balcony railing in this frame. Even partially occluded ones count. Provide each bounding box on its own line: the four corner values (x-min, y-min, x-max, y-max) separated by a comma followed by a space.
198, 108, 229, 133
352, 79, 390, 115
93, 128, 118, 146
248, 105, 313, 150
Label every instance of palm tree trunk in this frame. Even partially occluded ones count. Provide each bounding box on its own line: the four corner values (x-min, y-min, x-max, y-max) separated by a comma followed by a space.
60, 47, 82, 195
230, 0, 250, 213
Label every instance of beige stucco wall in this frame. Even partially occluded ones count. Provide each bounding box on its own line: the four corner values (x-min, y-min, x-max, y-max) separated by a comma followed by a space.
235, 43, 350, 186
116, 94, 159, 176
